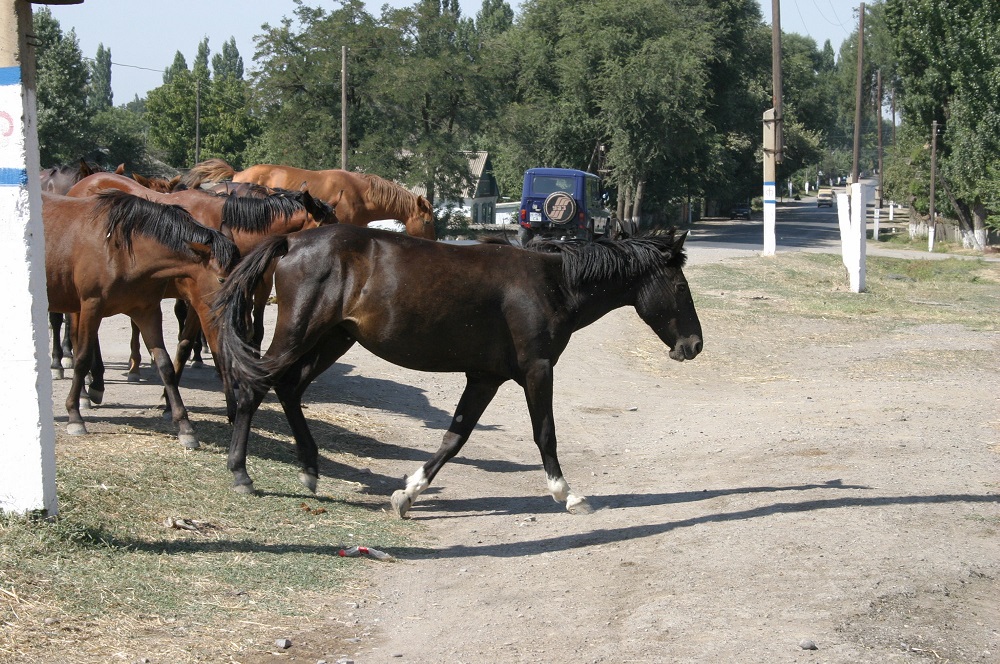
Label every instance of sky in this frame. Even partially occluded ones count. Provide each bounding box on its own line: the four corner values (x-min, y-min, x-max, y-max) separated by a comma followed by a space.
47, 0, 860, 105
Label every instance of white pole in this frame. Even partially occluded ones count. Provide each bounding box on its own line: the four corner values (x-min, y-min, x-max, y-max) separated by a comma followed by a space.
873, 206, 880, 242
762, 108, 776, 256
848, 182, 868, 293
0, 0, 58, 516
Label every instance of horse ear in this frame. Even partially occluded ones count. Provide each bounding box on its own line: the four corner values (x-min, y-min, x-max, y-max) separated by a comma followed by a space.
114, 163, 125, 175
133, 173, 149, 186
79, 159, 94, 177
417, 195, 433, 215
334, 189, 344, 207
169, 175, 182, 190
218, 224, 235, 240
673, 230, 688, 251
298, 180, 308, 192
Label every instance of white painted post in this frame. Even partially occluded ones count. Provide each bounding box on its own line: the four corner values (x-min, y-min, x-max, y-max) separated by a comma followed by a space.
889, 201, 894, 221
762, 108, 776, 256
0, 0, 58, 517
848, 183, 869, 293
873, 206, 880, 242
837, 192, 852, 270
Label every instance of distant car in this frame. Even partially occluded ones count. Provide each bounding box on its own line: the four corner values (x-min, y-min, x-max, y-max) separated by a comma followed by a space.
730, 203, 751, 220
518, 167, 611, 243
817, 188, 834, 207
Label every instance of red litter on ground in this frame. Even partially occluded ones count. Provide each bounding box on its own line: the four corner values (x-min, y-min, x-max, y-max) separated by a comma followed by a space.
338, 545, 393, 560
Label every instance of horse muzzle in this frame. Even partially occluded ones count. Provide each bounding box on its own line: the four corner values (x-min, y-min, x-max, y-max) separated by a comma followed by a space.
669, 336, 703, 362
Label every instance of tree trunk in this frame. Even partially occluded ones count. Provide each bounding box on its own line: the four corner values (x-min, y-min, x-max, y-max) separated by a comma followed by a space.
631, 179, 645, 229
622, 185, 633, 225
972, 201, 989, 250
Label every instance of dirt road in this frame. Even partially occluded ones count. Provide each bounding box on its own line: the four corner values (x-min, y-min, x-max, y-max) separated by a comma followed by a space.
63, 237, 1000, 663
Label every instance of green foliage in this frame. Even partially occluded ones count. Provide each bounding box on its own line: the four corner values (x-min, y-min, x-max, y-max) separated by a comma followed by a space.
89, 106, 151, 173
87, 43, 113, 112
33, 8, 91, 166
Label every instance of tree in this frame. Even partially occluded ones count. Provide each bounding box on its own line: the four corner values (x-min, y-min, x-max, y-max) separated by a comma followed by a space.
212, 37, 244, 80
33, 8, 90, 166
147, 55, 197, 166
883, 0, 1000, 247
87, 43, 113, 112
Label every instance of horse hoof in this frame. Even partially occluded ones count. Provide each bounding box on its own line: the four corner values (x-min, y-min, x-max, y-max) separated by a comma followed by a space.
191, 360, 205, 368
51, 368, 64, 381
88, 388, 104, 406
179, 433, 200, 450
390, 490, 412, 519
233, 483, 256, 495
66, 422, 88, 436
566, 495, 594, 514
80, 397, 92, 411
298, 472, 319, 493
127, 373, 140, 383
61, 357, 73, 370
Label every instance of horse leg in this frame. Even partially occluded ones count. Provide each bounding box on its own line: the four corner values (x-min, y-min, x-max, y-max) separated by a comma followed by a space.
391, 373, 504, 518
271, 330, 357, 493
132, 308, 199, 449
49, 312, 66, 380
127, 320, 143, 383
523, 361, 592, 514
174, 299, 205, 367
87, 334, 106, 406
65, 307, 101, 435
161, 306, 203, 415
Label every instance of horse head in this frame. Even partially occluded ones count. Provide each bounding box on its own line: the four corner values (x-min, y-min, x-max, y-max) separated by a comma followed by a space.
406, 195, 437, 240
631, 231, 703, 362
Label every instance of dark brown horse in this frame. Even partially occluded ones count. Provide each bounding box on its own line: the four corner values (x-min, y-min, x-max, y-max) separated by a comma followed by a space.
213, 226, 703, 516
64, 172, 336, 383
185, 158, 436, 240
43, 191, 240, 447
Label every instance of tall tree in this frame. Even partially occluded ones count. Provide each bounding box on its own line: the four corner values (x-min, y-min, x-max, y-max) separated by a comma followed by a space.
212, 37, 244, 80
33, 8, 90, 166
87, 43, 113, 112
163, 51, 188, 84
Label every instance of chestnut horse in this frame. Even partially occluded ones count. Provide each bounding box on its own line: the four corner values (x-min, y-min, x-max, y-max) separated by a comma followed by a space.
213, 226, 703, 515
184, 158, 436, 240
64, 172, 336, 385
43, 191, 240, 448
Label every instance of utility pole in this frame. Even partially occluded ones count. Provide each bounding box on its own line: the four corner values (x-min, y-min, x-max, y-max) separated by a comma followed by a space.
876, 69, 883, 208
341, 45, 348, 170
851, 3, 865, 184
929, 119, 938, 252
194, 79, 201, 165
762, 0, 782, 257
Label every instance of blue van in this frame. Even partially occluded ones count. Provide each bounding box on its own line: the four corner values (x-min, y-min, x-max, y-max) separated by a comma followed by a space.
518, 167, 611, 243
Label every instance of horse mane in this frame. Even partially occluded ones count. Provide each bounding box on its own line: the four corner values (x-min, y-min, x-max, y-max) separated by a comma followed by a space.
359, 173, 417, 215
95, 190, 240, 271
221, 187, 333, 232
525, 231, 687, 285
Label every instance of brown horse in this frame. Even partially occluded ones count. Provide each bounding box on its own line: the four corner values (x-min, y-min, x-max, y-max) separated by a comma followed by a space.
65, 172, 337, 384
131, 172, 186, 192
185, 158, 436, 240
43, 191, 240, 447
213, 226, 703, 515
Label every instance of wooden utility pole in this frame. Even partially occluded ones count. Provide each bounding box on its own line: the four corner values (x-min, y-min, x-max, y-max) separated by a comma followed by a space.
929, 119, 938, 252
194, 79, 201, 165
876, 69, 883, 207
341, 45, 348, 170
762, 0, 782, 257
851, 2, 865, 184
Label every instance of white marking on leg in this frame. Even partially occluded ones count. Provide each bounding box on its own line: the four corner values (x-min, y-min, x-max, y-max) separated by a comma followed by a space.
405, 466, 430, 499
548, 476, 569, 502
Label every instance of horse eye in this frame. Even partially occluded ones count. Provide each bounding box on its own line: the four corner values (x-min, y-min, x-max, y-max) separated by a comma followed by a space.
218, 277, 226, 284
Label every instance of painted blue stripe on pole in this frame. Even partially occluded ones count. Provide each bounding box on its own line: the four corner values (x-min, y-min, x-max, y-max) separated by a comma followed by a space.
764, 200, 777, 205
0, 66, 21, 86
763, 181, 775, 186
0, 168, 28, 186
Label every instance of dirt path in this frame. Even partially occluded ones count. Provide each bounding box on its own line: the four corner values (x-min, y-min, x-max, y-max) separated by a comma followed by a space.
72, 242, 1000, 663
229, 242, 996, 664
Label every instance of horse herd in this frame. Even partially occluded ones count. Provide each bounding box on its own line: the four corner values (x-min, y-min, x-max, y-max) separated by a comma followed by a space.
40, 158, 704, 517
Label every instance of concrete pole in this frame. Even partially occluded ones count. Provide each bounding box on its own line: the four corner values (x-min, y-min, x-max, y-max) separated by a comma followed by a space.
929, 119, 937, 252
0, 0, 58, 516
762, 108, 777, 256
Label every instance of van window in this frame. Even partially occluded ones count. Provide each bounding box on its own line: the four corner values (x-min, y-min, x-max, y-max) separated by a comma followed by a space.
531, 176, 575, 196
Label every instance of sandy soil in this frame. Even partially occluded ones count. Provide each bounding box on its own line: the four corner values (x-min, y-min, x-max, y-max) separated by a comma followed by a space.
61, 242, 1000, 664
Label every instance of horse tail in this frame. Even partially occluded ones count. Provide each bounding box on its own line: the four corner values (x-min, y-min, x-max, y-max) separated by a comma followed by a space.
212, 234, 290, 395
183, 158, 236, 189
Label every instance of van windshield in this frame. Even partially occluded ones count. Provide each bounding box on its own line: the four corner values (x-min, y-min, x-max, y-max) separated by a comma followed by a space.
531, 175, 575, 196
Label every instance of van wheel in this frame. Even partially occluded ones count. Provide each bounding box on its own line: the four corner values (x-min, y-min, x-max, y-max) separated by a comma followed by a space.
518, 227, 536, 246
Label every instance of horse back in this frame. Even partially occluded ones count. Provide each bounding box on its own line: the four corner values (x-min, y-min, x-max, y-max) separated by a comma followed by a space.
272, 225, 566, 374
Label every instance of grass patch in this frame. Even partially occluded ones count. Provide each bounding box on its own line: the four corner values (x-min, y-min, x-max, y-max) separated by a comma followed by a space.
1, 407, 414, 662
687, 252, 1000, 332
